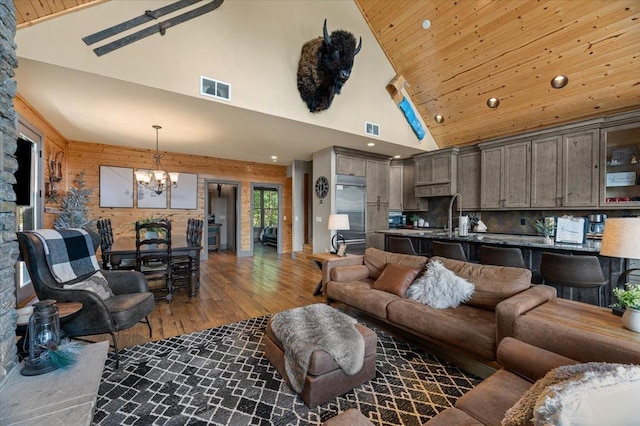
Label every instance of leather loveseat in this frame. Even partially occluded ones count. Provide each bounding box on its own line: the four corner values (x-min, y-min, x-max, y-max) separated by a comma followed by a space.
324, 338, 578, 426
322, 248, 557, 365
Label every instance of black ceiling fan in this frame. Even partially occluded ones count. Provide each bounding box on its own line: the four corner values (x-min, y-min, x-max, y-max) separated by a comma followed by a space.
83, 0, 224, 57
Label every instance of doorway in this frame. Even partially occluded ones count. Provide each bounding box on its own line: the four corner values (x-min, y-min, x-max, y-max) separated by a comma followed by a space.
15, 116, 44, 306
252, 184, 282, 254
206, 181, 239, 256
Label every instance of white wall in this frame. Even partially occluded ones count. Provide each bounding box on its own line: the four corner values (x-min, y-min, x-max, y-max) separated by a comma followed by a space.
312, 147, 334, 253
15, 0, 436, 152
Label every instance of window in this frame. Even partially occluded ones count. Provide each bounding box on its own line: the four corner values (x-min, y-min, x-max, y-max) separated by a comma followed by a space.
253, 188, 278, 228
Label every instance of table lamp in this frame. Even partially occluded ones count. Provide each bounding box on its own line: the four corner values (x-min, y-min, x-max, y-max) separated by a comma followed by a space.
600, 217, 640, 288
328, 214, 350, 254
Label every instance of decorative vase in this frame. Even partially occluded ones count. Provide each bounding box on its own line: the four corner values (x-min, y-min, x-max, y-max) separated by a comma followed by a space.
413, 221, 418, 228
543, 235, 553, 244
622, 307, 640, 333
417, 218, 425, 228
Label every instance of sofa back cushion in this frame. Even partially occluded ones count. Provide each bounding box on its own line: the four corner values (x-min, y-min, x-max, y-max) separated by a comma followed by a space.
364, 247, 428, 280
431, 256, 531, 309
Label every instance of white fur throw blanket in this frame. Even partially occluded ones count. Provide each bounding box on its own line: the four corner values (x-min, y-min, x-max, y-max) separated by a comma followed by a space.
502, 362, 640, 426
270, 304, 365, 393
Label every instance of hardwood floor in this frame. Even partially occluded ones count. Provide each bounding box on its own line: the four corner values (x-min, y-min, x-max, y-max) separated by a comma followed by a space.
108, 244, 324, 349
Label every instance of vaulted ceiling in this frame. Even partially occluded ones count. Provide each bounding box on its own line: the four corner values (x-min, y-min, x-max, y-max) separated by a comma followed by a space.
355, 0, 640, 148
13, 0, 640, 153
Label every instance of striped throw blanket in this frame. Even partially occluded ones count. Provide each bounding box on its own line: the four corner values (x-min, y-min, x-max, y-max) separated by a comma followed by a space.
29, 228, 100, 283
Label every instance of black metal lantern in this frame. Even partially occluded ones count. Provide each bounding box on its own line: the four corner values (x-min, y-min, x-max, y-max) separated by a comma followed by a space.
20, 299, 61, 376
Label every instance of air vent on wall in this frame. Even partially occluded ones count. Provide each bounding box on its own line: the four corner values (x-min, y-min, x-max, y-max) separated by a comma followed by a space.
200, 76, 231, 101
365, 122, 380, 137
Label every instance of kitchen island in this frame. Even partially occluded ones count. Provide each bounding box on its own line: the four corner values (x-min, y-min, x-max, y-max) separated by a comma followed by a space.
378, 229, 622, 307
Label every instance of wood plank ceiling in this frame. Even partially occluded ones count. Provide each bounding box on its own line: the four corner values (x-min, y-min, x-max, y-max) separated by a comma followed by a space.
355, 0, 640, 148
14, 0, 103, 28
14, 0, 640, 149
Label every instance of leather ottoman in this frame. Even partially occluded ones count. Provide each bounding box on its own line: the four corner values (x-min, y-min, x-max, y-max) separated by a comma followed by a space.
264, 315, 377, 408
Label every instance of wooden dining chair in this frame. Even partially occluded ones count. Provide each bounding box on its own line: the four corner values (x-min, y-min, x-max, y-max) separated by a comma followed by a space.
97, 218, 135, 270
135, 219, 174, 302
172, 218, 204, 297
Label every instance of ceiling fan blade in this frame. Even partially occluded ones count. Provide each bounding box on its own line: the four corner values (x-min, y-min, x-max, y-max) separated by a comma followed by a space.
92, 0, 224, 57
82, 0, 203, 46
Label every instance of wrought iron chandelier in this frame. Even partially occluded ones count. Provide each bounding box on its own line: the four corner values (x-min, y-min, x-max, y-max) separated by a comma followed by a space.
135, 125, 178, 195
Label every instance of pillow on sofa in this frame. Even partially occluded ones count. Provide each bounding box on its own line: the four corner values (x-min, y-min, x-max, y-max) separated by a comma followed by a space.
406, 260, 474, 309
502, 362, 640, 426
373, 264, 422, 297
63, 270, 114, 300
431, 256, 531, 309
363, 247, 428, 279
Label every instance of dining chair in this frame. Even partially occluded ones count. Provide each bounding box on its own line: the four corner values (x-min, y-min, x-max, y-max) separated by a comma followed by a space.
173, 218, 204, 297
17, 230, 154, 368
97, 218, 135, 270
135, 219, 174, 302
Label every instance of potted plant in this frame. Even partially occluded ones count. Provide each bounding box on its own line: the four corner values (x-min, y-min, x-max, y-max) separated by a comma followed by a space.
409, 214, 421, 228
613, 284, 640, 332
138, 214, 170, 239
534, 219, 556, 244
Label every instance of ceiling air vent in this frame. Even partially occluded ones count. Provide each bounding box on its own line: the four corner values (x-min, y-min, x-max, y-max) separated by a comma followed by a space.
365, 122, 380, 137
200, 76, 231, 101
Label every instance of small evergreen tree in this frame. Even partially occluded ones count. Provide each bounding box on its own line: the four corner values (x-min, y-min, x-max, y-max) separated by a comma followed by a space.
54, 170, 95, 229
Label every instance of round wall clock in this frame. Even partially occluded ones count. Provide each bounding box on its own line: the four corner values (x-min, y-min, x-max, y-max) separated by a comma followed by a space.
315, 176, 329, 199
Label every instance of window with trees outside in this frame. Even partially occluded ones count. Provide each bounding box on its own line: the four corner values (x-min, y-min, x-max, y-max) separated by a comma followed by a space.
253, 188, 278, 228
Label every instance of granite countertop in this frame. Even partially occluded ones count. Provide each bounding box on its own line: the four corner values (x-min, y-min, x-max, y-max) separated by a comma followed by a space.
378, 229, 602, 253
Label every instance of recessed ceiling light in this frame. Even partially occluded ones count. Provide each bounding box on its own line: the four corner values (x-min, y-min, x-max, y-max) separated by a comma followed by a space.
434, 114, 444, 123
270, 155, 277, 159
422, 20, 431, 30
487, 97, 500, 108
394, 155, 401, 159
551, 75, 569, 89
367, 142, 375, 147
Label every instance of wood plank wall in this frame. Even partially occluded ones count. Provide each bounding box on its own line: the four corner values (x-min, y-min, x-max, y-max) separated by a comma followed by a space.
14, 95, 293, 254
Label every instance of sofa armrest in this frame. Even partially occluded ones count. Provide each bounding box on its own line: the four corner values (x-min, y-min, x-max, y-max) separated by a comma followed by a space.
321, 255, 365, 293
102, 270, 149, 295
495, 284, 557, 344
497, 337, 578, 382
331, 265, 370, 283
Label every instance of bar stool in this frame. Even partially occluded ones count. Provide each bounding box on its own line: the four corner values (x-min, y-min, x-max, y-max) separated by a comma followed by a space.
540, 252, 608, 306
388, 236, 418, 255
480, 245, 526, 268
432, 241, 467, 261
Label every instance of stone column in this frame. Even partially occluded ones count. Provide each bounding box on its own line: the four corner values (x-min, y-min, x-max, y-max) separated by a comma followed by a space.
0, 0, 19, 385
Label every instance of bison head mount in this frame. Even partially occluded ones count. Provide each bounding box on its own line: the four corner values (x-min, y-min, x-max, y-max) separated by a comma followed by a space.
297, 19, 362, 113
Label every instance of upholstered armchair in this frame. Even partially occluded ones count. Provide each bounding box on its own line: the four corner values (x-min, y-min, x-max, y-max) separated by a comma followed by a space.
17, 230, 155, 368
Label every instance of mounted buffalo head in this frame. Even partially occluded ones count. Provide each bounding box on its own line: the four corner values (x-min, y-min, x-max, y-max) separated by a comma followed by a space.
297, 19, 362, 113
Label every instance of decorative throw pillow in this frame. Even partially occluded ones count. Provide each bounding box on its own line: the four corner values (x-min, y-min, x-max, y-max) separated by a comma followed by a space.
373, 263, 422, 297
63, 270, 114, 300
502, 362, 640, 426
406, 260, 474, 309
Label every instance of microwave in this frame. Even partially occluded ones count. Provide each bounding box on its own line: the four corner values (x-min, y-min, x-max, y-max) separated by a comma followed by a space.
389, 212, 406, 228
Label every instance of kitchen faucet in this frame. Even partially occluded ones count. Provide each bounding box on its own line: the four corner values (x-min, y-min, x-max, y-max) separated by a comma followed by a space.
448, 193, 462, 238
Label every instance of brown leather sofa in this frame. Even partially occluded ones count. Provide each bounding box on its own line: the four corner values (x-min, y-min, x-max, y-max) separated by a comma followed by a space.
323, 338, 578, 426
323, 248, 557, 365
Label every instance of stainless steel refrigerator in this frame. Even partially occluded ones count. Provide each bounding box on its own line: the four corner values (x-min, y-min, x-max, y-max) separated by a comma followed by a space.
335, 174, 366, 254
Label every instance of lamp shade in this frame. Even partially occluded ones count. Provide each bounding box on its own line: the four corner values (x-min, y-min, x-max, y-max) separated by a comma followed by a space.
328, 214, 350, 230
600, 217, 640, 260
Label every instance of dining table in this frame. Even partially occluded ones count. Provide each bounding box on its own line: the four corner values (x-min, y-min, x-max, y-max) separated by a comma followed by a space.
104, 236, 202, 297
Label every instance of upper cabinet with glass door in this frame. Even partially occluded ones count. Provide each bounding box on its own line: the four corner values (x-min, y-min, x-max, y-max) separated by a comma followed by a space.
601, 123, 640, 207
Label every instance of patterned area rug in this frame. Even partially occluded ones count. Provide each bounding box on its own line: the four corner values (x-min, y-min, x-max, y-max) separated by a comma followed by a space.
93, 316, 481, 425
